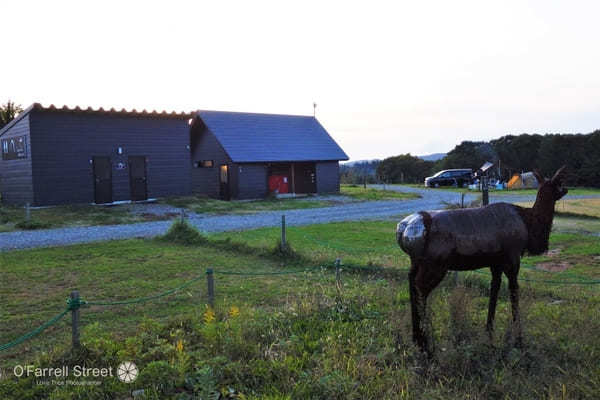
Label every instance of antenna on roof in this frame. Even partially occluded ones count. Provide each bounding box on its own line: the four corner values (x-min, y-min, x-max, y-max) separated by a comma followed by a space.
313, 102, 317, 117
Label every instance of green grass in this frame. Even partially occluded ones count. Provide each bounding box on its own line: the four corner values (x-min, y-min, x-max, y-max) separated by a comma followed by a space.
340, 184, 420, 201
161, 195, 335, 215
1, 216, 599, 398
164, 188, 418, 216
401, 183, 600, 197
0, 203, 174, 233
0, 187, 420, 233
514, 199, 600, 235
494, 187, 600, 196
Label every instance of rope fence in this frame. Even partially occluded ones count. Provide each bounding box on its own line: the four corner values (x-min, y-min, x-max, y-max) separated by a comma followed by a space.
0, 260, 347, 353
2, 214, 598, 354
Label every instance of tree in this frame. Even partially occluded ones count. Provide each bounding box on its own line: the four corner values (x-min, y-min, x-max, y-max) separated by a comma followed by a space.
579, 131, 600, 187
438, 141, 498, 172
0, 100, 24, 130
377, 154, 434, 183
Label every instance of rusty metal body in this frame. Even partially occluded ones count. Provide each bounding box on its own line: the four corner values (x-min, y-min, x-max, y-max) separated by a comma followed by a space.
397, 203, 528, 270
396, 167, 568, 355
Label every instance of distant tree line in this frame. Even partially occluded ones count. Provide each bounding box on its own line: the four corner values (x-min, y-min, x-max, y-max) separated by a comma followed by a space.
368, 131, 600, 187
340, 160, 380, 184
376, 154, 434, 184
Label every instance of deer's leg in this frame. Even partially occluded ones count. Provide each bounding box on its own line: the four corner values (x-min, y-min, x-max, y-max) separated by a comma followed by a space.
408, 263, 424, 349
505, 265, 522, 347
486, 266, 502, 338
413, 262, 446, 356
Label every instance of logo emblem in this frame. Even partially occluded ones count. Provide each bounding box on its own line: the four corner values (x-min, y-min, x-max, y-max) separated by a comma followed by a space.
116, 362, 138, 383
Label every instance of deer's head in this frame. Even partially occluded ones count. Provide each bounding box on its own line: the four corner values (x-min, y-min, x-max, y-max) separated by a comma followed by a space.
534, 166, 568, 202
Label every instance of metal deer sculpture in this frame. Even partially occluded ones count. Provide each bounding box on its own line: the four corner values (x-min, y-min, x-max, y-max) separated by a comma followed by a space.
396, 166, 568, 354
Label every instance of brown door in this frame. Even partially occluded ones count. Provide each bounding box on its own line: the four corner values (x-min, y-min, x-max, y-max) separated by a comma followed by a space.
129, 156, 148, 201
93, 156, 112, 204
294, 163, 316, 193
219, 164, 230, 200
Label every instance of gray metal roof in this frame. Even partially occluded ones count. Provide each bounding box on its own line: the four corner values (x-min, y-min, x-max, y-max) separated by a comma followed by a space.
197, 110, 349, 162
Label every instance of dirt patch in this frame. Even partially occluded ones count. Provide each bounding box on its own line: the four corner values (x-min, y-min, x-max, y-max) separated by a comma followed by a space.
536, 262, 572, 272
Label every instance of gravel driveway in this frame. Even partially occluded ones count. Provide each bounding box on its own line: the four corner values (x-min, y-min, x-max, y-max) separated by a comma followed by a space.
1, 186, 597, 252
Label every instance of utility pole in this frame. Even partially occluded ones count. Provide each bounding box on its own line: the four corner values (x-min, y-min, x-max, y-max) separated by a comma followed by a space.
313, 102, 317, 117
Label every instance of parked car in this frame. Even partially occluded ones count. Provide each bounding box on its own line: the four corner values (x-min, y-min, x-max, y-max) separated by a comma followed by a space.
424, 169, 473, 188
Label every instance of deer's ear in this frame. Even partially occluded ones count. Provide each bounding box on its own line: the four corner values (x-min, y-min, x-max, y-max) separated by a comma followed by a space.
533, 169, 545, 184
551, 165, 567, 183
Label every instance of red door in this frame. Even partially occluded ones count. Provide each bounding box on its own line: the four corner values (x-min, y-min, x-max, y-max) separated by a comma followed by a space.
269, 175, 289, 194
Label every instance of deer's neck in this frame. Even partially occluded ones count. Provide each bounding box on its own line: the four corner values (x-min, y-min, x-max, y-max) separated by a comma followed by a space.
525, 193, 556, 255
532, 193, 556, 223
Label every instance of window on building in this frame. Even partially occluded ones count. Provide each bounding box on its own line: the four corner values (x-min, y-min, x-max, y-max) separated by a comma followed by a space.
1, 136, 27, 160
195, 160, 214, 168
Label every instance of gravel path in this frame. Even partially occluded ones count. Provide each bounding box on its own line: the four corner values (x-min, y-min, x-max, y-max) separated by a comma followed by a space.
1, 186, 598, 252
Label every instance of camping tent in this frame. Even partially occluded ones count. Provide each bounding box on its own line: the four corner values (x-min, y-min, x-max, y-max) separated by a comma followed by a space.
507, 172, 539, 189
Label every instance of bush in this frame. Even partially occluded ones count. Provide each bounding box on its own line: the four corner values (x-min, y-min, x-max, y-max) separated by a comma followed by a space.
271, 240, 299, 259
14, 219, 51, 230
160, 219, 207, 245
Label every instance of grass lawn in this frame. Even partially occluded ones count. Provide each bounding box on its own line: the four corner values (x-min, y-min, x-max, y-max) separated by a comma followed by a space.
0, 203, 163, 233
0, 198, 336, 233
515, 198, 600, 235
401, 183, 600, 197
0, 186, 420, 233
161, 195, 335, 215
494, 187, 600, 196
164, 186, 419, 215
340, 184, 420, 201
0, 215, 599, 398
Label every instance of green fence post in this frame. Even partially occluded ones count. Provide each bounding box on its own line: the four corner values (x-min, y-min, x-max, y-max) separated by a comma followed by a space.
206, 269, 215, 308
70, 290, 80, 349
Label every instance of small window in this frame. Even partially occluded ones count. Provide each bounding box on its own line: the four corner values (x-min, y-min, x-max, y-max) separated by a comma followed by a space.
1, 136, 27, 160
195, 160, 214, 168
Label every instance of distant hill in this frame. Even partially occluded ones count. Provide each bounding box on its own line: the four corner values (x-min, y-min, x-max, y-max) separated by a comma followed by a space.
418, 153, 446, 161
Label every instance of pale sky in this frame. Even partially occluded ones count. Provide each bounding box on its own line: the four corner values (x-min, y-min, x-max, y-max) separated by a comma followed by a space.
2, 1, 599, 160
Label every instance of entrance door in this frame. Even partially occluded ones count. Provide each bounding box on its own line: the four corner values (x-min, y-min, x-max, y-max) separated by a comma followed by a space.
219, 164, 230, 200
294, 163, 317, 193
129, 156, 148, 201
93, 156, 112, 204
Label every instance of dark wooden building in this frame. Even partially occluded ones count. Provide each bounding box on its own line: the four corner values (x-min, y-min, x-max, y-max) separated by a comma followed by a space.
0, 104, 348, 206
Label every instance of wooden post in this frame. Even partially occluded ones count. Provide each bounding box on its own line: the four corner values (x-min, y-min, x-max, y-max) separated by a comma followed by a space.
281, 215, 286, 251
25, 203, 31, 222
461, 193, 465, 208
180, 208, 186, 223
335, 258, 342, 290
454, 271, 459, 287
482, 176, 489, 206
70, 290, 80, 349
206, 269, 215, 308
363, 176, 367, 189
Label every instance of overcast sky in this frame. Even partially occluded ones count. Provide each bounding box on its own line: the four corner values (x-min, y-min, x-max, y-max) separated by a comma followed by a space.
2, 1, 599, 160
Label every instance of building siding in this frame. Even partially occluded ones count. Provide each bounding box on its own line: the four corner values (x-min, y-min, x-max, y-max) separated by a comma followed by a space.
0, 115, 34, 204
316, 161, 340, 194
236, 163, 268, 199
190, 123, 231, 198
29, 110, 191, 206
